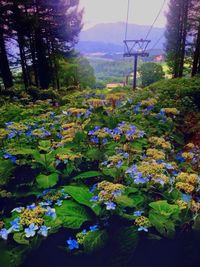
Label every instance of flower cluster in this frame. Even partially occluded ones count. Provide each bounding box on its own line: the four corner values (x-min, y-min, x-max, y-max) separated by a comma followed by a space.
175, 172, 199, 194
90, 181, 125, 210
148, 137, 172, 150
135, 216, 151, 232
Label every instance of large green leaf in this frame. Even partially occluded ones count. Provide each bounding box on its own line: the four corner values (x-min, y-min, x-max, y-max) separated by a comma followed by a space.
149, 200, 180, 218
107, 226, 139, 267
149, 211, 175, 238
63, 185, 101, 215
0, 160, 14, 186
13, 233, 29, 245
72, 171, 103, 181
55, 200, 91, 229
36, 173, 58, 188
83, 230, 108, 254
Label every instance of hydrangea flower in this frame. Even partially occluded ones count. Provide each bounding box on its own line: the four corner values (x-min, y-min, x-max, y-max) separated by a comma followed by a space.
25, 223, 39, 238
10, 218, 21, 232
105, 201, 116, 210
134, 211, 144, 216
138, 226, 148, 232
27, 203, 36, 210
38, 225, 50, 237
90, 196, 99, 202
11, 207, 24, 213
182, 194, 192, 203
45, 207, 56, 219
0, 228, 11, 240
3, 153, 17, 163
67, 238, 79, 250
89, 225, 98, 231
55, 200, 63, 206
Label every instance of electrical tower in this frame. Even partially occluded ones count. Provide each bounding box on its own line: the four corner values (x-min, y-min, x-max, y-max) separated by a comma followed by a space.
123, 39, 150, 90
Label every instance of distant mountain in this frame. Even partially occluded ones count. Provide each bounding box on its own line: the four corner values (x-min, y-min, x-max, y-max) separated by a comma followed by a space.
77, 22, 165, 54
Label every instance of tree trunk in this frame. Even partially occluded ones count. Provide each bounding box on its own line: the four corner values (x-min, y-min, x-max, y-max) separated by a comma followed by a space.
0, 31, 13, 89
192, 21, 200, 76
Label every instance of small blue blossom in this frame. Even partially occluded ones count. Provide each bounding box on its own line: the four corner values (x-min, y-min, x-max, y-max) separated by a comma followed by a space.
67, 238, 79, 250
11, 207, 24, 213
25, 223, 39, 238
55, 200, 63, 206
105, 201, 116, 210
134, 211, 144, 216
90, 196, 99, 202
45, 207, 56, 219
138, 226, 148, 232
38, 225, 50, 237
27, 203, 36, 210
182, 194, 192, 203
10, 218, 21, 232
89, 225, 98, 231
0, 228, 11, 240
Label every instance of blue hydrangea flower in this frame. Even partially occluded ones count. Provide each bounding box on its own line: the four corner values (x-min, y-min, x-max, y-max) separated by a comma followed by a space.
3, 153, 17, 163
0, 228, 11, 240
55, 200, 63, 206
38, 225, 50, 237
67, 238, 79, 250
25, 223, 39, 238
45, 207, 56, 219
182, 194, 192, 203
105, 201, 116, 210
27, 203, 36, 210
134, 211, 144, 216
10, 218, 20, 232
90, 196, 99, 202
11, 207, 24, 213
138, 226, 148, 232
89, 225, 98, 231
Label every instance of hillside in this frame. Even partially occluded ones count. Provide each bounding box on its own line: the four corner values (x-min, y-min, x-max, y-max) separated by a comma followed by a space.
77, 22, 165, 54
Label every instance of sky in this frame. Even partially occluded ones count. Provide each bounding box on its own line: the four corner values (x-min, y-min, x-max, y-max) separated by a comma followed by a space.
79, 0, 169, 30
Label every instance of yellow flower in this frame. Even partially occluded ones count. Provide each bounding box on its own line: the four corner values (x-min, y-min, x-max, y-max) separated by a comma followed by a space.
97, 181, 124, 202
146, 148, 165, 160
191, 201, 200, 214
176, 172, 198, 185
87, 98, 105, 108
182, 152, 194, 160
148, 136, 171, 149
185, 143, 195, 149
141, 98, 158, 107
163, 108, 179, 115
175, 182, 194, 194
20, 206, 46, 226
135, 216, 151, 227
176, 200, 188, 210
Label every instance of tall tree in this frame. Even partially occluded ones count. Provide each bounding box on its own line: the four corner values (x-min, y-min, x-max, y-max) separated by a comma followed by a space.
0, 1, 13, 89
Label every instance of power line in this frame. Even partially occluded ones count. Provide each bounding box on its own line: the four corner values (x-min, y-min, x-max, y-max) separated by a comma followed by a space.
144, 0, 166, 40
125, 0, 130, 40
149, 34, 165, 51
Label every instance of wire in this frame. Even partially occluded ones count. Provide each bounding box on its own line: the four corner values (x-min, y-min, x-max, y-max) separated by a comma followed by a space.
144, 0, 166, 40
149, 34, 165, 51
125, 0, 131, 40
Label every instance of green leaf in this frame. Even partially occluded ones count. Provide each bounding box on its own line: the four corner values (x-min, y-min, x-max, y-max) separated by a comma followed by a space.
115, 195, 136, 208
149, 211, 175, 238
13, 233, 29, 245
72, 171, 103, 181
149, 200, 180, 218
38, 140, 51, 152
56, 200, 91, 229
0, 160, 14, 186
63, 185, 101, 215
86, 148, 103, 160
107, 226, 139, 267
83, 230, 108, 254
36, 173, 58, 188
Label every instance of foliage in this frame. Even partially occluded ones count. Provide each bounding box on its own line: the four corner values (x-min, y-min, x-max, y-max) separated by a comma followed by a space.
139, 62, 165, 87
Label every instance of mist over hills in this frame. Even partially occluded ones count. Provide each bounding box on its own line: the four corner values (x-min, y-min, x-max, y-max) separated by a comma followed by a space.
76, 22, 165, 54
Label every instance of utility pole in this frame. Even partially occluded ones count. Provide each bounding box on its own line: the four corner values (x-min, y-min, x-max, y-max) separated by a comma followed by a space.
123, 39, 150, 90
